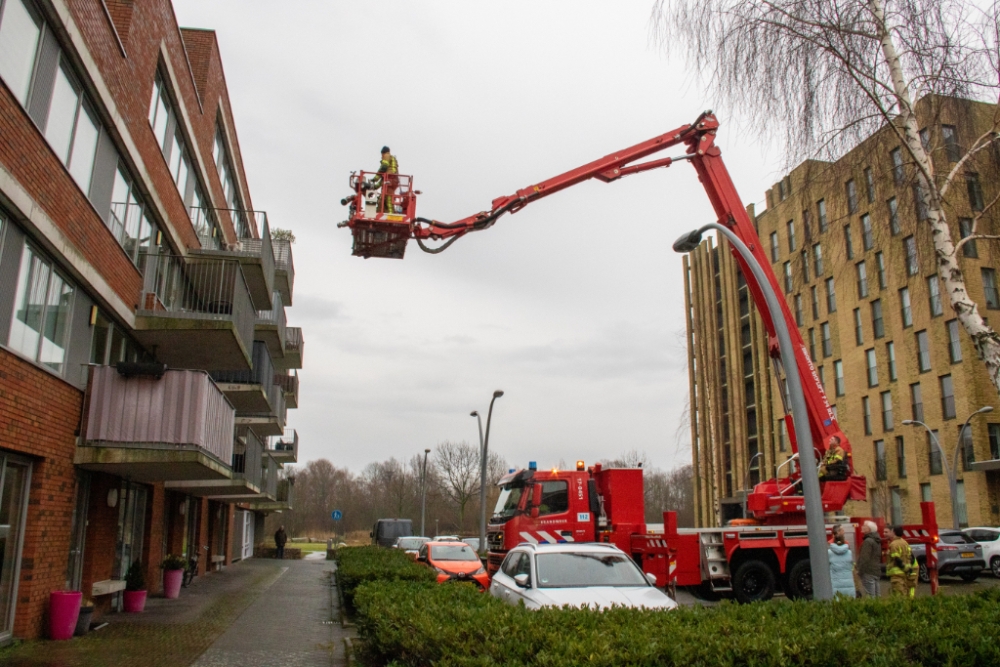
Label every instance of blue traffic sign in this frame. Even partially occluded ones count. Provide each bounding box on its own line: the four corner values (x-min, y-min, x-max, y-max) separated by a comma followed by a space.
331, 510, 343, 521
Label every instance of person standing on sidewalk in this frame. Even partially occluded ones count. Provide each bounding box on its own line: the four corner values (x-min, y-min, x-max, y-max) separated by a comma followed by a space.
275, 525, 288, 559
827, 524, 856, 598
887, 525, 918, 597
857, 520, 883, 597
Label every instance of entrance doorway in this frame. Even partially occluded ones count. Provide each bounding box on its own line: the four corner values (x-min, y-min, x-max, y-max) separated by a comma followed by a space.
0, 453, 32, 644
112, 482, 148, 611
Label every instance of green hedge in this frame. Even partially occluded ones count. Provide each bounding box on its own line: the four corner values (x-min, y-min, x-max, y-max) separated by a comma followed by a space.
353, 580, 1000, 667
334, 546, 435, 611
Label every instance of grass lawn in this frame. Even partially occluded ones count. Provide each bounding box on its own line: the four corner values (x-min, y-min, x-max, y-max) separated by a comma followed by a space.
262, 541, 329, 552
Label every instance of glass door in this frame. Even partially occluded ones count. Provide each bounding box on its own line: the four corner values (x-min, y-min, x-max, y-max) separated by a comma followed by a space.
0, 453, 32, 643
242, 511, 254, 560
112, 482, 147, 610
65, 471, 91, 591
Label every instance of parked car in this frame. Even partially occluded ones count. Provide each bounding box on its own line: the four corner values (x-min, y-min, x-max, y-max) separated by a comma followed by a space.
963, 527, 1000, 577
417, 541, 490, 589
393, 536, 430, 556
371, 519, 413, 547
490, 543, 677, 611
432, 534, 460, 542
460, 537, 481, 552
911, 529, 985, 582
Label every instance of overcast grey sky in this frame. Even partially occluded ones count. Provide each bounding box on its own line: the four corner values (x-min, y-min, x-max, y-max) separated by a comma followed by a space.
172, 1, 783, 473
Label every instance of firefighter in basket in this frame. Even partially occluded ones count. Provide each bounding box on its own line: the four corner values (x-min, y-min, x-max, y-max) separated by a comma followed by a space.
371, 146, 399, 213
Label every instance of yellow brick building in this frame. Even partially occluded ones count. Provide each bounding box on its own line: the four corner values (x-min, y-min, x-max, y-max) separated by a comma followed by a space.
684, 96, 1000, 529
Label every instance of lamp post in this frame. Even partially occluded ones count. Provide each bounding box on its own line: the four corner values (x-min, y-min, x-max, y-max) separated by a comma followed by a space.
420, 448, 431, 537
476, 391, 504, 555
742, 452, 764, 519
674, 223, 832, 600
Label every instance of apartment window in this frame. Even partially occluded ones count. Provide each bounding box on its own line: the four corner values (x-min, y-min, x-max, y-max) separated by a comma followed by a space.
896, 436, 907, 478
109, 167, 157, 267
921, 483, 932, 502
881, 391, 894, 431
891, 487, 903, 526
818, 365, 826, 389
213, 129, 245, 220
834, 359, 845, 396
863, 396, 872, 435
876, 252, 887, 289
940, 374, 955, 420
817, 199, 828, 232
947, 319, 962, 363
770, 231, 779, 262
989, 423, 1000, 460
803, 209, 813, 243
813, 244, 823, 276
778, 419, 787, 452
90, 309, 145, 366
886, 341, 897, 381
910, 383, 924, 422
0, 0, 42, 105
794, 295, 803, 326
904, 236, 918, 275
854, 308, 864, 346
861, 214, 873, 251
956, 480, 968, 527
778, 178, 788, 201
9, 243, 75, 373
787, 220, 796, 252
927, 275, 942, 317
959, 425, 975, 471
856, 261, 868, 298
149, 74, 173, 155
983, 268, 1000, 309
928, 430, 943, 475
959, 218, 978, 258
811, 286, 820, 320
919, 128, 931, 152
967, 173, 985, 211
822, 322, 832, 357
864, 167, 876, 202
783, 261, 793, 293
801, 251, 810, 284
900, 287, 913, 327
825, 277, 836, 313
942, 125, 961, 162
916, 330, 931, 371
875, 440, 887, 480
866, 348, 879, 387
888, 197, 900, 235
913, 182, 929, 221
808, 328, 817, 361
46, 63, 100, 191
844, 224, 854, 260
846, 179, 858, 214
891, 147, 904, 184
871, 299, 885, 339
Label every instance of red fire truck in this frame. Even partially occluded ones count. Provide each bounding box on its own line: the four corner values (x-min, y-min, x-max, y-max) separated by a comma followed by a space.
340, 113, 939, 601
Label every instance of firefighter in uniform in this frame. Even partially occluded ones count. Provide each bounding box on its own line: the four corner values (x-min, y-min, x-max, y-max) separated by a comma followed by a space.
818, 435, 848, 481
887, 525, 919, 597
371, 146, 399, 212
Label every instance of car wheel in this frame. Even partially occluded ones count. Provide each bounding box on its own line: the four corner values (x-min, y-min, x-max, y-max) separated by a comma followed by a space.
784, 559, 813, 600
960, 571, 980, 583
733, 559, 776, 604
918, 559, 930, 584
991, 557, 1000, 578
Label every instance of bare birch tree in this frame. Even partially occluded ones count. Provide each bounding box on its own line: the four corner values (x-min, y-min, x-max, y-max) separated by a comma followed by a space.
653, 0, 1000, 391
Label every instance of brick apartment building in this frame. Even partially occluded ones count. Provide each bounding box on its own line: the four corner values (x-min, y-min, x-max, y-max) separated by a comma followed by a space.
684, 96, 1000, 530
0, 0, 302, 641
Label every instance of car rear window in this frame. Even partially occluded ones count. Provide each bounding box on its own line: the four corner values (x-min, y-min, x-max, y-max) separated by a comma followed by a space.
431, 545, 479, 561
397, 538, 427, 550
940, 533, 975, 545
535, 552, 649, 588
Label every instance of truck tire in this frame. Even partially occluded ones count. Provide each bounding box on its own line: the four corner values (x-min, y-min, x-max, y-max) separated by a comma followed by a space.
733, 559, 776, 604
785, 559, 813, 600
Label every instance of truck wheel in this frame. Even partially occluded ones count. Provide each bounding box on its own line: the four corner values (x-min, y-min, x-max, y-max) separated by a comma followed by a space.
918, 559, 930, 584
785, 559, 813, 600
733, 559, 776, 604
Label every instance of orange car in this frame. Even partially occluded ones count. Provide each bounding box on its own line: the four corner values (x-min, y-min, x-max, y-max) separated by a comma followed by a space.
417, 541, 489, 590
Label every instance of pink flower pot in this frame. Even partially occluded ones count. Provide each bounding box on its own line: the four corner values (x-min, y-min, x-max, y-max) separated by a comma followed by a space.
48, 591, 82, 640
123, 590, 147, 613
163, 568, 183, 599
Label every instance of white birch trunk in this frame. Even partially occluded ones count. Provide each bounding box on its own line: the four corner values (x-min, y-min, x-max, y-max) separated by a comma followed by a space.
872, 0, 1000, 394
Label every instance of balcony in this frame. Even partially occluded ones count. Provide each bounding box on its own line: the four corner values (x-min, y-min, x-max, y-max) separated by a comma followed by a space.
275, 327, 303, 371
235, 373, 286, 436
272, 238, 295, 306
191, 209, 275, 310
255, 291, 286, 361
76, 365, 234, 482
247, 461, 294, 513
270, 428, 298, 464
166, 426, 265, 497
134, 254, 255, 371
210, 342, 276, 414
275, 371, 298, 409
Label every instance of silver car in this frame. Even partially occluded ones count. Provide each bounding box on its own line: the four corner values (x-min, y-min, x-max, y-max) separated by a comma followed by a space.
489, 543, 677, 611
393, 536, 430, 556
911, 529, 985, 582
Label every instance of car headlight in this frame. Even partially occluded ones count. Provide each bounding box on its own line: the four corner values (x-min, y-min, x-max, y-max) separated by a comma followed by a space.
473, 566, 486, 575
434, 566, 449, 575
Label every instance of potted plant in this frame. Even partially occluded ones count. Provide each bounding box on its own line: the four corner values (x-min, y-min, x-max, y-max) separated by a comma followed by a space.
122, 559, 147, 612
75, 597, 95, 636
161, 554, 186, 599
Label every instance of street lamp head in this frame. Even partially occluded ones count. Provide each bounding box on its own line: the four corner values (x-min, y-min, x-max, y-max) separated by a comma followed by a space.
470, 410, 479, 417
901, 420, 914, 426
672, 229, 704, 253
979, 406, 994, 414
493, 390, 504, 398
424, 448, 431, 454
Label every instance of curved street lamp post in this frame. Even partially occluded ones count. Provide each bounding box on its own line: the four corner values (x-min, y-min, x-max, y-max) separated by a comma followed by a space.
473, 391, 504, 555
420, 448, 431, 537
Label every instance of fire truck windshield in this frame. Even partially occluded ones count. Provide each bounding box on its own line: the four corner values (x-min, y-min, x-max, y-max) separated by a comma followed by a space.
493, 485, 524, 520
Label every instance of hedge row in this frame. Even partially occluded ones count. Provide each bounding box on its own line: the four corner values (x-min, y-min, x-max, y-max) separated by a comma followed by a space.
353, 580, 1000, 667
334, 546, 435, 611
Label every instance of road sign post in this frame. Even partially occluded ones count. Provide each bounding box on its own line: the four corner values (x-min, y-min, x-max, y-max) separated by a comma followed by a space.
331, 510, 342, 542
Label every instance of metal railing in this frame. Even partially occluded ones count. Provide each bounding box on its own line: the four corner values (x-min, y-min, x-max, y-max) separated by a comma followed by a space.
256, 290, 286, 342
191, 207, 222, 250
262, 455, 279, 499
272, 238, 295, 286
139, 254, 255, 358
211, 341, 275, 396
274, 371, 298, 397
285, 327, 303, 357
267, 380, 287, 428
233, 426, 264, 488
272, 428, 298, 460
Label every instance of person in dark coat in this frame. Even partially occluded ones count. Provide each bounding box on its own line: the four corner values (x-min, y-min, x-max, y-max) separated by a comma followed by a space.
275, 525, 288, 559
857, 520, 883, 597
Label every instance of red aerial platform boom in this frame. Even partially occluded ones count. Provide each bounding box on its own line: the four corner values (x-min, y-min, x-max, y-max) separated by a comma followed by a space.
340, 112, 866, 522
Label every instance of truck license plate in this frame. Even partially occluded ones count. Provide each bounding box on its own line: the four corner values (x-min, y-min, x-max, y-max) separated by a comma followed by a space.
961, 552, 974, 558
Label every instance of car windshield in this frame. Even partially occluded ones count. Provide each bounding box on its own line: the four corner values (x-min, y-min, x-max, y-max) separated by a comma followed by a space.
396, 538, 427, 550
493, 485, 524, 519
941, 533, 975, 545
535, 552, 649, 588
431, 545, 479, 561
462, 538, 480, 551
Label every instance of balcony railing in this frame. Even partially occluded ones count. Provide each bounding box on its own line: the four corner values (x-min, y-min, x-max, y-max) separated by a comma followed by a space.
256, 290, 287, 360
78, 365, 234, 481
275, 326, 303, 371
274, 371, 298, 409
210, 342, 276, 414
270, 427, 298, 463
272, 238, 295, 305
191, 209, 275, 310
233, 358, 286, 437
191, 206, 222, 251
135, 254, 255, 370
233, 426, 265, 486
